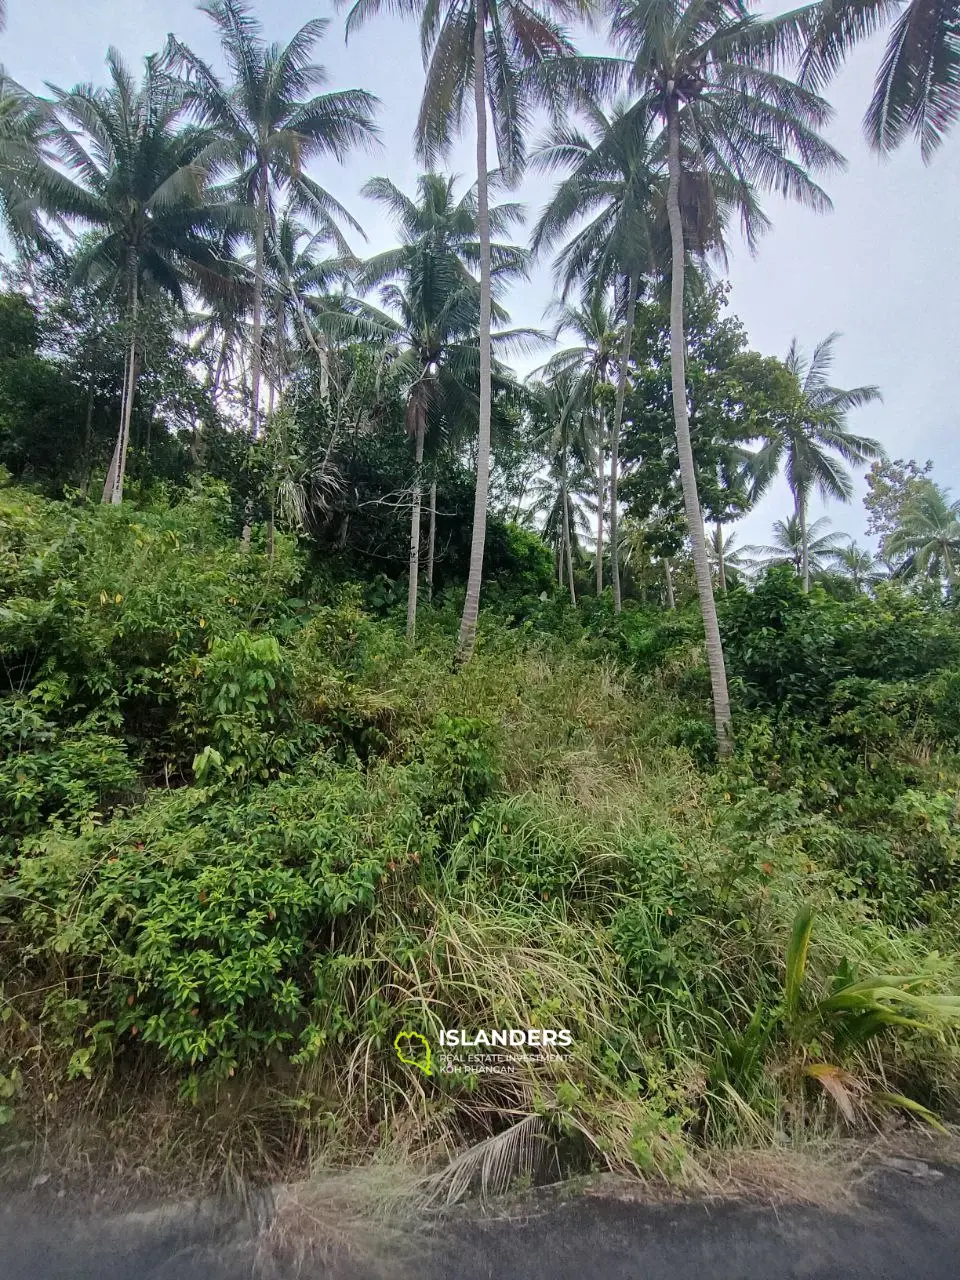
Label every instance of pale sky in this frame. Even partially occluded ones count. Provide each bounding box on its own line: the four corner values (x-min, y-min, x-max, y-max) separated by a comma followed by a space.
2, 0, 958, 550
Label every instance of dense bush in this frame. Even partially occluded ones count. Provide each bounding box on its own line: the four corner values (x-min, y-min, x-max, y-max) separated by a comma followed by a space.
2, 492, 960, 1189
722, 566, 960, 716
13, 757, 419, 1078
0, 698, 136, 860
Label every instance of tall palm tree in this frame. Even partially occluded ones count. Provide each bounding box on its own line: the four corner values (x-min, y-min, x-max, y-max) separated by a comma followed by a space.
532, 100, 667, 613
42, 51, 232, 504
543, 0, 844, 752
543, 289, 620, 597
261, 206, 363, 408
751, 332, 882, 593
188, 291, 247, 409
748, 514, 845, 578
528, 369, 593, 604
166, 0, 378, 439
356, 174, 528, 642
709, 524, 753, 590
345, 0, 585, 662
797, 0, 960, 159
257, 211, 353, 554
532, 96, 769, 615
887, 482, 960, 591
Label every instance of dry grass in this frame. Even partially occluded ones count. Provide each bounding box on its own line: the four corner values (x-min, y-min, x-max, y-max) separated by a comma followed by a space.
256, 1165, 443, 1279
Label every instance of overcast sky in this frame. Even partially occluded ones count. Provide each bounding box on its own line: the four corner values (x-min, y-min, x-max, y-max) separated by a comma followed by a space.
2, 0, 958, 549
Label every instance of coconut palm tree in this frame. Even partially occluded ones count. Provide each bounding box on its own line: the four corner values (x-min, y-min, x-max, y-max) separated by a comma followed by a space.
531, 96, 755, 613
262, 207, 365, 406
543, 289, 620, 597
165, 0, 378, 440
42, 51, 234, 505
344, 0, 585, 662
0, 76, 56, 255
709, 524, 753, 590
188, 291, 247, 409
541, 0, 845, 752
797, 0, 960, 160
831, 541, 882, 592
887, 482, 960, 592
748, 514, 846, 579
355, 174, 528, 642
532, 100, 668, 614
254, 210, 361, 551
527, 369, 593, 603
537, 465, 593, 600
750, 332, 882, 593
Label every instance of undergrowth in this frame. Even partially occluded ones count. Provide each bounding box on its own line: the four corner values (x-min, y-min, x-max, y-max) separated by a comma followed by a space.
2, 485, 960, 1197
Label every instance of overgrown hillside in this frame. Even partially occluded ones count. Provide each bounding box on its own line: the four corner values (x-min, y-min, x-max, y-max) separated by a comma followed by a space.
3, 484, 960, 1191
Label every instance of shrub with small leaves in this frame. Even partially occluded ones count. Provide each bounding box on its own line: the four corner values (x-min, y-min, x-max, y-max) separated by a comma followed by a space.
0, 697, 135, 858
12, 756, 426, 1077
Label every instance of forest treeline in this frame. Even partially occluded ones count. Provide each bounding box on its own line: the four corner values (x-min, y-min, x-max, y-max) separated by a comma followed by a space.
1, 0, 958, 750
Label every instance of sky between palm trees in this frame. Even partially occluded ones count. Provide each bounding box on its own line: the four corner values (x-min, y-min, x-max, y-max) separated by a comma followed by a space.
2, 0, 958, 546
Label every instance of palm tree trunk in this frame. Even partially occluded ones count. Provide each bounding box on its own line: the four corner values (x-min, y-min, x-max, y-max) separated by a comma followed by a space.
456, 0, 492, 663
104, 256, 139, 506
426, 477, 437, 600
296, 300, 332, 416
595, 419, 604, 596
141, 372, 151, 472
666, 98, 732, 755
663, 556, 676, 610
249, 161, 268, 441
512, 475, 530, 521
716, 522, 727, 592
610, 271, 638, 614
796, 491, 810, 592
561, 453, 576, 607
946, 555, 958, 598
406, 412, 426, 642
80, 377, 95, 495
211, 337, 228, 406
264, 376, 277, 561
102, 358, 126, 504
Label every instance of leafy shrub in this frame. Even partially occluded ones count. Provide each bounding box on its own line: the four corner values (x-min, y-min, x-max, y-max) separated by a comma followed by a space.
0, 698, 135, 857
722, 567, 960, 717
581, 600, 705, 674
12, 757, 424, 1078
484, 522, 555, 597
189, 631, 312, 786
291, 598, 409, 758
716, 568, 960, 927
411, 713, 501, 816
0, 487, 303, 769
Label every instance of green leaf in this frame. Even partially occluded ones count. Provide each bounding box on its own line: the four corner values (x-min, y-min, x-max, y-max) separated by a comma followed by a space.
873, 1092, 948, 1133
784, 904, 815, 1020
